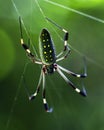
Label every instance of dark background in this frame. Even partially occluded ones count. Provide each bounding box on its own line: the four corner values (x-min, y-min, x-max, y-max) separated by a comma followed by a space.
0, 0, 104, 130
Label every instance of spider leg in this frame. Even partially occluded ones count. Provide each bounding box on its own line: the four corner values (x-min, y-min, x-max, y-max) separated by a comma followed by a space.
56, 46, 70, 62
42, 71, 53, 113
56, 25, 70, 62
19, 16, 34, 57
19, 16, 42, 65
56, 67, 87, 97
57, 63, 87, 78
45, 17, 70, 62
56, 28, 70, 62
29, 70, 43, 100
56, 27, 70, 62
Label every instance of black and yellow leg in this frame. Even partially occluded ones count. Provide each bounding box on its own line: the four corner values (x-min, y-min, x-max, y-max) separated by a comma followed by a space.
57, 67, 87, 97
19, 17, 34, 57
45, 17, 70, 62
42, 71, 53, 112
19, 17, 42, 64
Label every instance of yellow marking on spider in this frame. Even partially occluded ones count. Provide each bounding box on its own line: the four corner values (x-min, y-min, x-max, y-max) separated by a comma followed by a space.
49, 50, 52, 53
26, 49, 31, 53
46, 56, 48, 58
77, 75, 81, 78
43, 39, 45, 42
75, 88, 80, 93
48, 44, 50, 47
43, 98, 47, 103
44, 45, 46, 48
44, 51, 47, 54
20, 39, 24, 44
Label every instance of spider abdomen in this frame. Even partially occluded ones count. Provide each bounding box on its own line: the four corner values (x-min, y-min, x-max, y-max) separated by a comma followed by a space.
39, 28, 56, 65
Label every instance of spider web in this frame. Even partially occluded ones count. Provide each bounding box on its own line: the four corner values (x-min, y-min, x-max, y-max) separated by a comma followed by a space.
5, 0, 104, 129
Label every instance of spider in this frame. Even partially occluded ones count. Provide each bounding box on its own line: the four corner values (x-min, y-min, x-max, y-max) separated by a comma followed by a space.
19, 17, 87, 112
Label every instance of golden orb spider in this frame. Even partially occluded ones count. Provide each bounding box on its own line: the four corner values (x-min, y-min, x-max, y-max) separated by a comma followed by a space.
19, 17, 87, 112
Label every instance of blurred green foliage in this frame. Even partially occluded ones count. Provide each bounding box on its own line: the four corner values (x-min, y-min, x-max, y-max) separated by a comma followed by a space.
0, 0, 104, 130
0, 29, 15, 80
